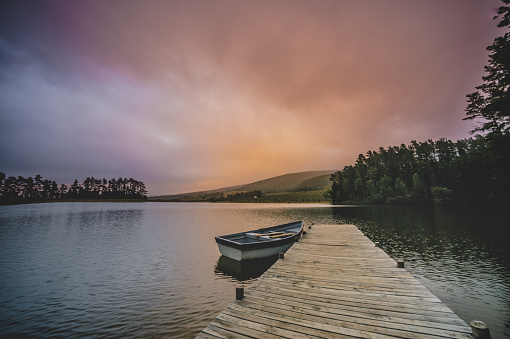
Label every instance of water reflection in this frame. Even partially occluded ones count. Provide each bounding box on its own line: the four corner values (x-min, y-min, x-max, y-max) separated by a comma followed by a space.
214, 255, 278, 285
1, 203, 509, 339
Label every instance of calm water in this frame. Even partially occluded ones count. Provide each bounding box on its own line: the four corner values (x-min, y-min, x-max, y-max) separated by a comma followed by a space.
0, 202, 508, 338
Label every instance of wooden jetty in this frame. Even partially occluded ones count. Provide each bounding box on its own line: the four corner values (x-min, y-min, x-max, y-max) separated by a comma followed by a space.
197, 224, 475, 338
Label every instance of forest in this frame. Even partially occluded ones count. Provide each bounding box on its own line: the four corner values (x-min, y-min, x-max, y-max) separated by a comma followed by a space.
326, 136, 509, 205
0, 174, 148, 205
329, 1, 510, 206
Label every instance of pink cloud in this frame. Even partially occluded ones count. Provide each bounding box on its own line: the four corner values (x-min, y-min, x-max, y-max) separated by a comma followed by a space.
0, 0, 505, 195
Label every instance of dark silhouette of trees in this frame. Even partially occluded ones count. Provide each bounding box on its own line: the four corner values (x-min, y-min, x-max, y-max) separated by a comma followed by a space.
328, 137, 502, 206
0, 174, 148, 204
464, 0, 510, 201
465, 0, 510, 137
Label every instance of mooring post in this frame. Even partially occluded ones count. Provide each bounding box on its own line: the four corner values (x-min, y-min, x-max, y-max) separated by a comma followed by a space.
470, 320, 491, 339
236, 287, 244, 300
397, 260, 404, 268
374, 241, 380, 247
279, 252, 284, 259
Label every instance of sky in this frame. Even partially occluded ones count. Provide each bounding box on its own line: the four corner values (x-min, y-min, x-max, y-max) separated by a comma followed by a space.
0, 0, 506, 196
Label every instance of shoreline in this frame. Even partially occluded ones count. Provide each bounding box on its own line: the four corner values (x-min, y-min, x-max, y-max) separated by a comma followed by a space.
0, 198, 148, 206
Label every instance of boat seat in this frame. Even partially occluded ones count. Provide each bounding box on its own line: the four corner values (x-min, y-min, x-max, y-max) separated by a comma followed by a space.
268, 233, 295, 238
246, 232, 271, 240
246, 232, 287, 240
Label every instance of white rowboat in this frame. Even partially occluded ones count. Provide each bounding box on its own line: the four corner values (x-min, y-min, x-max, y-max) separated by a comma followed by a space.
215, 221, 304, 261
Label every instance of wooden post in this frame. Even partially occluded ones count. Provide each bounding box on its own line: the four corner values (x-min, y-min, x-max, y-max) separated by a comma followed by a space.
279, 252, 284, 259
236, 287, 244, 300
397, 260, 404, 268
470, 320, 491, 339
295, 236, 299, 242
374, 241, 380, 247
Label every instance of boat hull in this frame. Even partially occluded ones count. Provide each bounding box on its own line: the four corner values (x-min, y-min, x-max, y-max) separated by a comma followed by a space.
217, 242, 295, 261
215, 221, 303, 261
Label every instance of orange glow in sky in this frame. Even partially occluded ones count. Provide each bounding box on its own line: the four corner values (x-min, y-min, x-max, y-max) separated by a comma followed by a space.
0, 0, 505, 195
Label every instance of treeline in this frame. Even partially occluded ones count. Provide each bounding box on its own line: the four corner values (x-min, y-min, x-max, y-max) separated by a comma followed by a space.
0, 173, 148, 204
328, 135, 510, 206
207, 190, 263, 202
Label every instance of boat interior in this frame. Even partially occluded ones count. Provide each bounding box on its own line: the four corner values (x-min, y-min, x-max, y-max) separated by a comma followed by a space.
220, 222, 303, 244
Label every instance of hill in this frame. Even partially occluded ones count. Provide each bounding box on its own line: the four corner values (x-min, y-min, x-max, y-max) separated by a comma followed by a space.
293, 173, 332, 192
151, 170, 336, 201
236, 170, 335, 193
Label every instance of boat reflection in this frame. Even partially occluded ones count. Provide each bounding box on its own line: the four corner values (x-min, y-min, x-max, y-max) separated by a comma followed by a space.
214, 255, 278, 283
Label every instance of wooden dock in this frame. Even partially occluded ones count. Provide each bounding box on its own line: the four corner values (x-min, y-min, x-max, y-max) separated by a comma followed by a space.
197, 224, 474, 338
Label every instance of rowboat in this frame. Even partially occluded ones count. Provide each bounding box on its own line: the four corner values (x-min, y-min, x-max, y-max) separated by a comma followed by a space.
215, 221, 304, 261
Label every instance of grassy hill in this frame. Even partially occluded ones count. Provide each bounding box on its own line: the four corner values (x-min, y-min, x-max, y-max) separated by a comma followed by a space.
293, 173, 332, 192
151, 170, 336, 202
237, 170, 335, 193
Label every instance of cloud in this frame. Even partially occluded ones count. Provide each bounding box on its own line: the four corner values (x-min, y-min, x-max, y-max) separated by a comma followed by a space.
0, 0, 505, 195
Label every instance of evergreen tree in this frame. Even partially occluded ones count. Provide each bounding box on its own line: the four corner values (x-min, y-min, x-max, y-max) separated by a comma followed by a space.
464, 0, 510, 201
1, 174, 148, 204
328, 137, 501, 205
464, 0, 510, 137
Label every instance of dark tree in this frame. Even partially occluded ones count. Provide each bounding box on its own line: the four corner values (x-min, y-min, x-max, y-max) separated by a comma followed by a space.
1, 174, 148, 204
464, 0, 510, 137
464, 0, 510, 201
328, 137, 502, 205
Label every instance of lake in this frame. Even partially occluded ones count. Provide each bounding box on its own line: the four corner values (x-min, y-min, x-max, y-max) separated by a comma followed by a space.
0, 202, 508, 338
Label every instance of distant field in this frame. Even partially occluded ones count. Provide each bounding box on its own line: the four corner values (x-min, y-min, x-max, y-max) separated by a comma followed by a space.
259, 190, 329, 203
233, 190, 329, 203
151, 190, 329, 203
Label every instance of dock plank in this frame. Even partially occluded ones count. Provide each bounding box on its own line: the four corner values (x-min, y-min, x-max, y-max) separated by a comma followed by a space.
196, 224, 473, 338
244, 289, 469, 328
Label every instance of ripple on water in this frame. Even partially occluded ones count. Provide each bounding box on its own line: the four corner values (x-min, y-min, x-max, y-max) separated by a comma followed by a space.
1, 203, 509, 339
